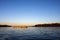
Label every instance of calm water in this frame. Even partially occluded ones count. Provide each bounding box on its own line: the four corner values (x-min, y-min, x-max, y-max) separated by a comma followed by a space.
0, 27, 60, 40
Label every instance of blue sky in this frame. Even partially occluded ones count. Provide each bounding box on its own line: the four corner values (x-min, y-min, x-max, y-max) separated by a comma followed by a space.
0, 0, 60, 25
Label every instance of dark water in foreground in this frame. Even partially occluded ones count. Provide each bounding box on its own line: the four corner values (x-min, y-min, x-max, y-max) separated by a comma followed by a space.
0, 27, 60, 40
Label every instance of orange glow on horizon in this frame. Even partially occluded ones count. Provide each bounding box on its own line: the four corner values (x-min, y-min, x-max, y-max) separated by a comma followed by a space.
0, 22, 36, 26
0, 22, 58, 26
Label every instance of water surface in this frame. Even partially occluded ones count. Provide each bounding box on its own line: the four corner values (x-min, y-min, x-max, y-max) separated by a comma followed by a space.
0, 27, 60, 40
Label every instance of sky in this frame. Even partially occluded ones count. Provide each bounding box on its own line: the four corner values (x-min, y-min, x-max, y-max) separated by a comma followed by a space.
0, 0, 60, 25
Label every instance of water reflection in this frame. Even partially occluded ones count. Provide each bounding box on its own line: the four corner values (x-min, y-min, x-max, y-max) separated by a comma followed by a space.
0, 27, 60, 40
12, 26, 28, 30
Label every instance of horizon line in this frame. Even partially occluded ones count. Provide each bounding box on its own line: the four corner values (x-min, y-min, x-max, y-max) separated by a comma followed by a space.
0, 22, 60, 26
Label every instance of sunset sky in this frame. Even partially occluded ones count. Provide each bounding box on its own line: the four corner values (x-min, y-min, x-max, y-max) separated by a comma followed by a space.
0, 0, 60, 25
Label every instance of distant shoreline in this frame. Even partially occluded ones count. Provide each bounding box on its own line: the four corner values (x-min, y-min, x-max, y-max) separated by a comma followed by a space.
33, 23, 60, 27
0, 23, 60, 27
0, 25, 11, 27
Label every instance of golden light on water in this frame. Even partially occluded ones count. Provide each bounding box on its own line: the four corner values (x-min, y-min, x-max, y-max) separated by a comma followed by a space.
12, 26, 28, 30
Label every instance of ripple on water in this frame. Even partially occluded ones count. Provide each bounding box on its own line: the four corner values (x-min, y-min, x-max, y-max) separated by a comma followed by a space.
0, 27, 60, 40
